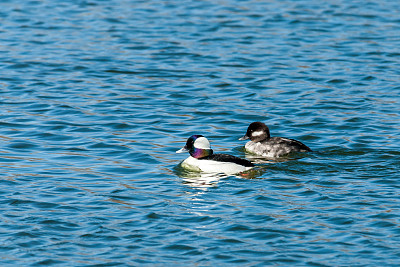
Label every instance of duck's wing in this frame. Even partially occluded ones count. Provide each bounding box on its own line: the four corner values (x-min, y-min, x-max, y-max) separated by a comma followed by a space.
273, 137, 312, 152
203, 153, 254, 167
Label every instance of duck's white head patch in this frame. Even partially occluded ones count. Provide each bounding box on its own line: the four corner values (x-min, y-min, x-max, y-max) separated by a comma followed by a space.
193, 136, 211, 149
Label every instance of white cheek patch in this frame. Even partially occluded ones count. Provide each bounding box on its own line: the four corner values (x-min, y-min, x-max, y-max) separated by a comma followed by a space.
251, 131, 264, 137
194, 137, 211, 149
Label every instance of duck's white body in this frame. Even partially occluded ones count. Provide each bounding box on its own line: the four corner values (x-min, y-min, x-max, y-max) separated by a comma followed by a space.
177, 135, 254, 175
181, 156, 253, 175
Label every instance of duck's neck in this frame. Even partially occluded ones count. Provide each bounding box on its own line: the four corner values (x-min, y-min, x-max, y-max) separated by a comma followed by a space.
190, 148, 213, 159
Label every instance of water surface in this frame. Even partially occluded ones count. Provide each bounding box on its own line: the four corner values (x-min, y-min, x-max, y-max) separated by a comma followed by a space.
1, 0, 400, 266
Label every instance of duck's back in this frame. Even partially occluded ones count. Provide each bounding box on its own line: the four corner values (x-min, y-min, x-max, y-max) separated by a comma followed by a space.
203, 153, 254, 167
245, 137, 311, 158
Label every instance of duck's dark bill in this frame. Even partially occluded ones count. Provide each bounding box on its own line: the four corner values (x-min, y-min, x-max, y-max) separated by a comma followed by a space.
176, 147, 188, 153
239, 135, 249, 141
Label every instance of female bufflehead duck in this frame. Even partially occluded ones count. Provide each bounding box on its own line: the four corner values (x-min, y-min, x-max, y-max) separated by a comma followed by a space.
176, 135, 254, 174
239, 122, 312, 158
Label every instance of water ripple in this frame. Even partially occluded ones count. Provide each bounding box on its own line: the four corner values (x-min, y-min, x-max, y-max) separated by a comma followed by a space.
1, 0, 400, 266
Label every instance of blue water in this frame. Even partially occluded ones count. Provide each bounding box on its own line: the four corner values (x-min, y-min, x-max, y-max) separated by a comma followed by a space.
1, 0, 400, 266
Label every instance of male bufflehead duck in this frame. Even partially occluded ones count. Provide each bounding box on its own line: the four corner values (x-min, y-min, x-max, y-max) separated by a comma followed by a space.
176, 135, 254, 174
239, 122, 312, 158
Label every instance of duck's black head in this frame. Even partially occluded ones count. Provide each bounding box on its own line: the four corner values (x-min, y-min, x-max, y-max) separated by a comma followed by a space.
176, 135, 213, 158
239, 122, 270, 142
